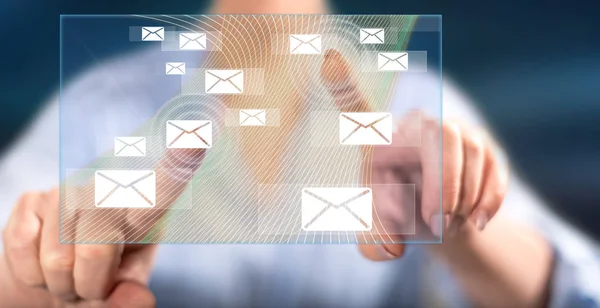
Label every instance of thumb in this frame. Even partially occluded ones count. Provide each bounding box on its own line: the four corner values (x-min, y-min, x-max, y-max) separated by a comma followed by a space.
107, 281, 156, 308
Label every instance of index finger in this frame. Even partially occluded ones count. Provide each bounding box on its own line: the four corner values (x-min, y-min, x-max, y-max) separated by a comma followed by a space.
69, 149, 207, 299
320, 49, 406, 259
321, 49, 371, 113
63, 143, 208, 244
123, 148, 207, 240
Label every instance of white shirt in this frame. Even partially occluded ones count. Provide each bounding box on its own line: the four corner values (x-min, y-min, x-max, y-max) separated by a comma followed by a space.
0, 46, 599, 308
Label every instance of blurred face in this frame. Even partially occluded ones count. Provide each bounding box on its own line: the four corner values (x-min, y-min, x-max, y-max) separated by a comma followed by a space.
201, 1, 335, 215
211, 0, 329, 14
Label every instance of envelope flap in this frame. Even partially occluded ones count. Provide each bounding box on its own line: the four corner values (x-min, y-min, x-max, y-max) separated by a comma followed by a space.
206, 70, 242, 80
168, 62, 185, 68
181, 32, 205, 40
381, 53, 406, 61
96, 171, 154, 188
168, 120, 211, 133
291, 34, 321, 43
341, 113, 391, 127
241, 109, 265, 116
362, 28, 383, 35
116, 137, 145, 146
290, 35, 306, 42
303, 188, 371, 206
143, 27, 163, 32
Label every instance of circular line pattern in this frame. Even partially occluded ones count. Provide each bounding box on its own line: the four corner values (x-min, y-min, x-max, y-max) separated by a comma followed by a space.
62, 14, 420, 245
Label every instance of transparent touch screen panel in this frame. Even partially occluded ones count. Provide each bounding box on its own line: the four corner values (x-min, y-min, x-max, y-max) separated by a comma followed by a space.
60, 15, 442, 244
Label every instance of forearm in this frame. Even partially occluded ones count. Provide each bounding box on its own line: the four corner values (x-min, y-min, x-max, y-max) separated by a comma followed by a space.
0, 253, 58, 307
429, 215, 554, 308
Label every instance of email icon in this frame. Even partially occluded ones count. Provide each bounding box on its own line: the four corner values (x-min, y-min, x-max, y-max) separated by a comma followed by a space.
179, 32, 206, 50
166, 120, 212, 149
205, 70, 244, 94
166, 62, 186, 75
239, 109, 266, 126
142, 27, 164, 41
302, 187, 372, 231
114, 137, 146, 157
360, 28, 385, 44
95, 170, 156, 208
290, 34, 322, 54
339, 112, 393, 145
378, 52, 408, 71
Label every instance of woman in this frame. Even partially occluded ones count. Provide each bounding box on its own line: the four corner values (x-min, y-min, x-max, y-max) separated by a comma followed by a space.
1, 0, 599, 307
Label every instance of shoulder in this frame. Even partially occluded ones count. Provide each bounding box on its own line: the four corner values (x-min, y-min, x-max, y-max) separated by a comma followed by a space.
62, 47, 167, 115
0, 48, 166, 203
390, 71, 486, 126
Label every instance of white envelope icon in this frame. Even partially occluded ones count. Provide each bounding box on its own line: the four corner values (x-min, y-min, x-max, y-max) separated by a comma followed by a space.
114, 137, 146, 157
205, 70, 244, 94
302, 187, 372, 231
360, 28, 385, 44
239, 109, 266, 126
179, 32, 206, 50
378, 52, 408, 71
95, 170, 156, 208
142, 27, 164, 41
166, 120, 212, 149
290, 34, 322, 54
166, 62, 186, 75
339, 112, 393, 145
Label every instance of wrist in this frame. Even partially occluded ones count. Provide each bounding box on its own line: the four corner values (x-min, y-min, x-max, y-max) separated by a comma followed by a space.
425, 216, 554, 307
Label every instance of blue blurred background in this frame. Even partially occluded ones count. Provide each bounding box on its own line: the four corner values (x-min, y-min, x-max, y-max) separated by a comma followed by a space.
0, 0, 598, 238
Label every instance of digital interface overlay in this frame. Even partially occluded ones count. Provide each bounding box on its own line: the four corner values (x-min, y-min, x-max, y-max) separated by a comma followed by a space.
59, 14, 442, 244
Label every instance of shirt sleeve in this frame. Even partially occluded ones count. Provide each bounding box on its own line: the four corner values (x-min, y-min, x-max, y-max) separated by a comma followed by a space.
505, 176, 600, 308
0, 98, 60, 241
391, 72, 600, 307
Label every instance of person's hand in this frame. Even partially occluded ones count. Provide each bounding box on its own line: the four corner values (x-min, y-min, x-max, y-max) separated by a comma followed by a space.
320, 49, 509, 259
1, 149, 206, 307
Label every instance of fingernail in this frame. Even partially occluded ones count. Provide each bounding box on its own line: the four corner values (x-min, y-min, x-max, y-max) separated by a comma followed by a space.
376, 244, 397, 260
34, 284, 49, 290
429, 214, 450, 237
59, 293, 79, 303
166, 148, 206, 169
475, 212, 489, 231
321, 49, 351, 85
324, 49, 337, 58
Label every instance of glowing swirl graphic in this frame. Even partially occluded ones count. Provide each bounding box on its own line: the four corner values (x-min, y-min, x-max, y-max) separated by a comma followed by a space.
60, 14, 431, 245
